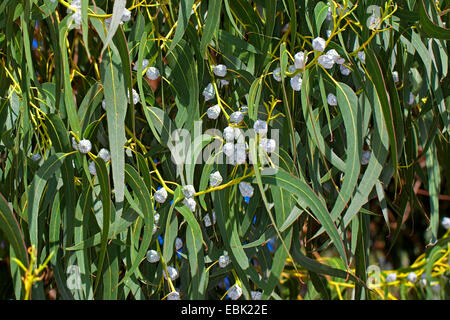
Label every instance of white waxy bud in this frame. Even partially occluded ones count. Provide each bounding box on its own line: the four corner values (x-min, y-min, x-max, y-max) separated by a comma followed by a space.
240, 105, 248, 113
357, 51, 366, 63
367, 15, 381, 30
146, 249, 160, 263
154, 213, 160, 225
182, 185, 196, 198
72, 10, 82, 28
164, 266, 179, 281
223, 126, 235, 141
392, 71, 399, 83
121, 8, 131, 22
288, 65, 296, 74
223, 142, 234, 157
234, 143, 247, 165
203, 83, 215, 101
78, 139, 92, 154
228, 284, 242, 300
408, 92, 415, 105
154, 187, 168, 203
69, 0, 81, 8
167, 292, 180, 300
312, 37, 326, 52
72, 137, 79, 151
218, 253, 231, 268
340, 64, 351, 76
385, 273, 397, 283
220, 79, 229, 87
318, 54, 335, 69
31, 154, 41, 162
175, 237, 183, 251
229, 111, 244, 124
146, 66, 160, 80
209, 171, 223, 187
128, 88, 140, 105
101, 99, 107, 110
273, 67, 282, 82
212, 64, 227, 77
88, 161, 96, 175
326, 29, 332, 38
326, 49, 342, 64
207, 104, 221, 120
182, 197, 196, 212
204, 211, 216, 227
239, 182, 254, 198
361, 150, 371, 165
290, 75, 302, 91
251, 291, 262, 300
407, 272, 417, 283
253, 119, 268, 135
442, 217, 450, 230
133, 59, 149, 71
152, 224, 158, 235
98, 148, 111, 162
294, 51, 307, 70
327, 93, 338, 106
259, 138, 276, 153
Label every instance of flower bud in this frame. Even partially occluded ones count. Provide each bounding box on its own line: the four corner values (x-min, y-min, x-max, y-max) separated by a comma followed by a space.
294, 51, 307, 70
146, 66, 160, 80
312, 37, 326, 52
154, 187, 168, 203
218, 253, 231, 268
209, 171, 223, 187
146, 249, 160, 263
183, 197, 196, 212
203, 83, 215, 101
78, 139, 92, 154
239, 182, 254, 198
229, 111, 244, 124
212, 64, 227, 77
182, 185, 196, 198
228, 284, 242, 300
98, 148, 111, 162
318, 54, 335, 69
290, 75, 302, 91
327, 93, 337, 106
207, 104, 221, 120
253, 119, 268, 135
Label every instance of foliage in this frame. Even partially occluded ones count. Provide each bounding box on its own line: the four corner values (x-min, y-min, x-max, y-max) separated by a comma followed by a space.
0, 0, 449, 300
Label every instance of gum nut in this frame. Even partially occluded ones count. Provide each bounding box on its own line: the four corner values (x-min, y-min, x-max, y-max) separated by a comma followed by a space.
408, 92, 415, 105
239, 182, 254, 198
146, 249, 160, 263
441, 217, 450, 230
121, 8, 131, 22
218, 254, 231, 268
361, 150, 371, 165
273, 67, 282, 82
101, 99, 106, 110
357, 51, 366, 63
407, 272, 417, 283
88, 161, 96, 175
175, 237, 183, 251
98, 148, 111, 162
72, 137, 79, 151
340, 64, 351, 76
167, 292, 180, 300
318, 54, 335, 69
294, 51, 307, 70
154, 187, 168, 203
146, 66, 160, 80
203, 83, 215, 101
251, 291, 262, 300
78, 139, 92, 154
229, 111, 244, 124
212, 64, 227, 77
164, 266, 179, 281
209, 171, 223, 187
312, 37, 326, 52
392, 71, 399, 83
31, 154, 41, 162
223, 126, 235, 141
253, 119, 268, 135
290, 75, 302, 91
385, 273, 397, 283
327, 93, 338, 106
259, 138, 276, 153
182, 185, 196, 198
153, 213, 160, 224
228, 284, 242, 300
223, 142, 234, 157
183, 197, 196, 212
207, 104, 221, 119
